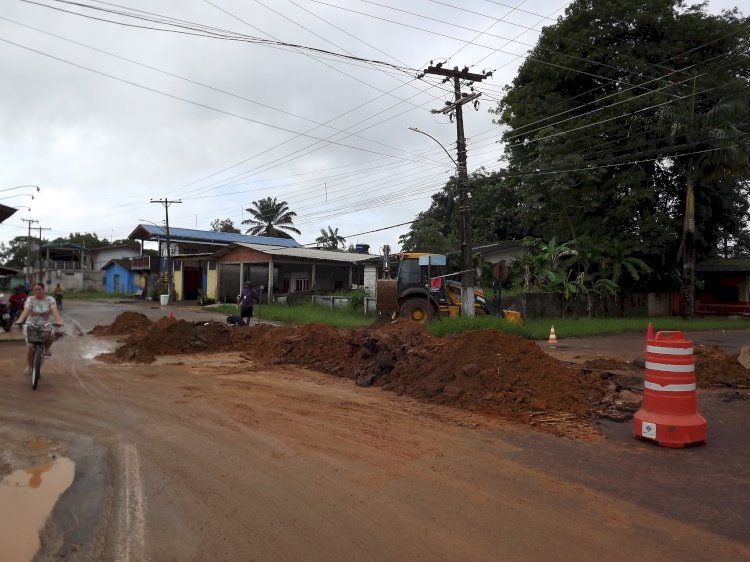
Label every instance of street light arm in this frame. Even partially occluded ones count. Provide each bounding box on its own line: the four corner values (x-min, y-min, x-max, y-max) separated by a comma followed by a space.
408, 127, 457, 167
0, 193, 35, 202
0, 184, 40, 194
137, 219, 166, 234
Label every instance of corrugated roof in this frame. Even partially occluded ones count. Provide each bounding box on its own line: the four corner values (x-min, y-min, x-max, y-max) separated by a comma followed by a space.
214, 243, 381, 263
696, 258, 750, 273
101, 258, 132, 271
128, 224, 301, 248
0, 203, 18, 224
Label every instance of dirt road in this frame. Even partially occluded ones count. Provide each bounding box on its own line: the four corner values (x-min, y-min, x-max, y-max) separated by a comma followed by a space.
1, 302, 749, 561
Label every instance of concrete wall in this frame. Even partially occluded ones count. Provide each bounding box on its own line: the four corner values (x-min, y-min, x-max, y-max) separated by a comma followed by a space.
498, 292, 649, 319
363, 266, 377, 297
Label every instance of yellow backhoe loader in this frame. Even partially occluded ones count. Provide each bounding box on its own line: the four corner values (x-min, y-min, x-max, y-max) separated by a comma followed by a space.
376, 252, 490, 323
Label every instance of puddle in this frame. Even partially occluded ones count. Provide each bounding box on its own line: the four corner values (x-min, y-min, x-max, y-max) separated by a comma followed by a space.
0, 456, 75, 562
82, 340, 117, 360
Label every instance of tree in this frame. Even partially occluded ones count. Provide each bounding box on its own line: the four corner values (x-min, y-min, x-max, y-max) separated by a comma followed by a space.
210, 218, 241, 234
50, 232, 106, 248
241, 197, 301, 239
315, 226, 346, 250
0, 236, 31, 268
398, 217, 454, 254
492, 0, 750, 300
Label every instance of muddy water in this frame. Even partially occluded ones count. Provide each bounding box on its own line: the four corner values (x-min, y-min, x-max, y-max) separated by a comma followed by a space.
0, 456, 75, 562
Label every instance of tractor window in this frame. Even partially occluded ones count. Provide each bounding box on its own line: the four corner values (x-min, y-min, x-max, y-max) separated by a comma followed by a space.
399, 259, 421, 286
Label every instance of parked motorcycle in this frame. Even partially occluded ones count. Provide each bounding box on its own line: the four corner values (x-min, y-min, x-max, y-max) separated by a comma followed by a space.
0, 294, 11, 332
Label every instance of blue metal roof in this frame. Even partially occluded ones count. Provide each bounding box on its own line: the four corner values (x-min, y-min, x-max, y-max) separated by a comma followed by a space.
129, 224, 301, 248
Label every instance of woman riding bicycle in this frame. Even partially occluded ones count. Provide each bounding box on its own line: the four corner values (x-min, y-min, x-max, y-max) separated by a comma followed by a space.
14, 282, 64, 371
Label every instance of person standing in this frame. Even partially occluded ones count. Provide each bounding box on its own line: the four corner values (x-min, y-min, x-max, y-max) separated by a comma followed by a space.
9, 285, 27, 321
14, 282, 64, 370
54, 283, 64, 310
238, 282, 258, 325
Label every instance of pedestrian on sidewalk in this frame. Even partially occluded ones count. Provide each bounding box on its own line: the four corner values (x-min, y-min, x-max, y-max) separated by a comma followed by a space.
238, 282, 258, 325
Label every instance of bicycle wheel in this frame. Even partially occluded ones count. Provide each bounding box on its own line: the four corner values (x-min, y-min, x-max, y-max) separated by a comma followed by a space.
31, 344, 43, 390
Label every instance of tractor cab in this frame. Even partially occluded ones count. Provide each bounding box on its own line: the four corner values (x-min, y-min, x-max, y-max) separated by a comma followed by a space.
396, 253, 447, 296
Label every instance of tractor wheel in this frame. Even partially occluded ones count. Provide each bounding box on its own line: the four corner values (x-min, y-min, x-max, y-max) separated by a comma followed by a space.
399, 299, 434, 324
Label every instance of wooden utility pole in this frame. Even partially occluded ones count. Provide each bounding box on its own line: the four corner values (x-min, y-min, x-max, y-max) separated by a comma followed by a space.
421, 65, 490, 317
36, 225, 52, 284
21, 218, 38, 284
150, 198, 182, 303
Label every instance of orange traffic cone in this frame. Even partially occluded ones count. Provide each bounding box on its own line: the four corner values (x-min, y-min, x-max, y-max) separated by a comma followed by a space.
548, 325, 558, 346
644, 321, 654, 352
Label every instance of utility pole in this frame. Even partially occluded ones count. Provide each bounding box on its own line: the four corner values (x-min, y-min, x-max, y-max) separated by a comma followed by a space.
21, 218, 38, 284
37, 226, 52, 285
421, 64, 491, 317
150, 198, 182, 303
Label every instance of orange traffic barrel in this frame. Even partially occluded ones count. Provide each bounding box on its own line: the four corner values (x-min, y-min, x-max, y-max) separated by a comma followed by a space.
633, 331, 707, 448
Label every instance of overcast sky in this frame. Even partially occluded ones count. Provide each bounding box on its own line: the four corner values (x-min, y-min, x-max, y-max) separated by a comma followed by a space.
0, 0, 742, 253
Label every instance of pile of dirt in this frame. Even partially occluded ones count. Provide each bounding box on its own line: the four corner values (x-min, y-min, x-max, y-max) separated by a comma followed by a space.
92, 313, 749, 434
580, 347, 750, 389
96, 314, 607, 430
90, 311, 152, 336
695, 346, 750, 388
98, 317, 233, 363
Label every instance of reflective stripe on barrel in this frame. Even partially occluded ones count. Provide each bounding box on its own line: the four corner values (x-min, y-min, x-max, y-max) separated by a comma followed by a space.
646, 345, 693, 355
644, 380, 697, 392
645, 361, 695, 373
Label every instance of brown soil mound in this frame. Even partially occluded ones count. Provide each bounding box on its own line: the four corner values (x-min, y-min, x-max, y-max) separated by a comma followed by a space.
99, 318, 232, 363
581, 347, 750, 389
90, 311, 152, 336
92, 314, 750, 434
695, 346, 750, 388
96, 315, 607, 430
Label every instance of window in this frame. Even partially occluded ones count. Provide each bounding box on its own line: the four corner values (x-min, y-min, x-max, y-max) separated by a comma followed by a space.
296, 278, 309, 292
173, 260, 182, 272
208, 261, 217, 271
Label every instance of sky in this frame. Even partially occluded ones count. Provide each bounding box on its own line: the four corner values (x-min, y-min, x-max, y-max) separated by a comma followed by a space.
0, 0, 742, 254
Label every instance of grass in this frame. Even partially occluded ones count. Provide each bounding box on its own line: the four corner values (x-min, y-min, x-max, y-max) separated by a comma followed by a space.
65, 291, 131, 300
204, 301, 750, 338
426, 315, 750, 339
205, 302, 374, 329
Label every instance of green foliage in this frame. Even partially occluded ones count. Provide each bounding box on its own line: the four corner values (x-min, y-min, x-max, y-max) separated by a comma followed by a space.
428, 315, 750, 340
207, 302, 372, 328
398, 217, 455, 253
242, 197, 301, 239
210, 218, 241, 233
346, 288, 366, 312
51, 232, 106, 247
0, 236, 30, 268
489, 0, 750, 287
316, 226, 346, 250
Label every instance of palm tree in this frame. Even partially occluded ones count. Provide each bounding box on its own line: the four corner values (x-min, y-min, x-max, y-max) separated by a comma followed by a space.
242, 197, 301, 239
315, 226, 346, 250
665, 92, 750, 317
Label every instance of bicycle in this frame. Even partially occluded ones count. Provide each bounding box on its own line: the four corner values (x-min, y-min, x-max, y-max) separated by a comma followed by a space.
19, 322, 60, 390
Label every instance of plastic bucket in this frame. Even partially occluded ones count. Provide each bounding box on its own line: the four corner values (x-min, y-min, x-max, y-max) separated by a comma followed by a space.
160, 294, 169, 306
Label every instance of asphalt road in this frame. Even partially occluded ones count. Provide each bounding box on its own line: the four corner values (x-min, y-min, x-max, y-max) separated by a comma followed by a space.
0, 300, 748, 561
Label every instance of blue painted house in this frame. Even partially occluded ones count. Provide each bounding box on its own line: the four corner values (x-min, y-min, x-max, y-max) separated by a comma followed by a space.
102, 259, 139, 295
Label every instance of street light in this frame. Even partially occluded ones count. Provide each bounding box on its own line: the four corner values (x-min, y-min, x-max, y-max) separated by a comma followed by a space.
0, 184, 40, 194
408, 126, 475, 317
0, 193, 35, 202
408, 127, 457, 167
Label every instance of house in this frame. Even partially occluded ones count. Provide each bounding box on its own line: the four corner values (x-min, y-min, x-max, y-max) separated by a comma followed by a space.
210, 243, 382, 303
128, 225, 303, 301
102, 259, 137, 295
87, 244, 140, 271
0, 203, 17, 224
695, 258, 750, 316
